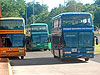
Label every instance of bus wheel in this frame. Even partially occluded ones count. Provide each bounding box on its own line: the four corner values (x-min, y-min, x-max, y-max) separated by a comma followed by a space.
58, 49, 61, 59
52, 49, 57, 58
85, 58, 89, 61
44, 49, 47, 51
54, 55, 57, 58
21, 56, 24, 59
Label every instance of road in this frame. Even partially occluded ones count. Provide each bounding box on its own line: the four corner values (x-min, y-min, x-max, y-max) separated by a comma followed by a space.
10, 50, 100, 75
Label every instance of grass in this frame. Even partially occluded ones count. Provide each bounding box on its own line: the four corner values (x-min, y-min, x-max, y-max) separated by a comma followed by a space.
94, 31, 99, 34
95, 43, 100, 55
94, 31, 100, 54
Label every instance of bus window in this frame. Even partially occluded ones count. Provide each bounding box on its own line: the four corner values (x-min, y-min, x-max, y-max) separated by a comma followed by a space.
0, 35, 12, 47
31, 25, 47, 31
62, 15, 92, 26
58, 18, 61, 28
0, 34, 24, 47
0, 20, 24, 29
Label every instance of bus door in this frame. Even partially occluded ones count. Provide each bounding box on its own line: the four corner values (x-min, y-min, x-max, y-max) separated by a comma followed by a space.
51, 35, 60, 57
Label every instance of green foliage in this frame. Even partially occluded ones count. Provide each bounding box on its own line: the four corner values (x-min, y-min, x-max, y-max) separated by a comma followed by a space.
1, 0, 100, 28
26, 2, 48, 25
93, 0, 100, 26
94, 12, 100, 24
95, 0, 100, 5
48, 4, 66, 22
34, 11, 49, 23
1, 0, 26, 17
65, 0, 83, 12
27, 15, 34, 24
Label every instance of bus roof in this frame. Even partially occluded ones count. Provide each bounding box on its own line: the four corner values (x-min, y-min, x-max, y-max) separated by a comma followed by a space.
30, 23, 47, 26
52, 12, 92, 20
0, 17, 24, 20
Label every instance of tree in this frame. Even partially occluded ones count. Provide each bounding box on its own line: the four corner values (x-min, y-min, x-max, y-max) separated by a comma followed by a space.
95, 0, 100, 5
65, 0, 83, 12
48, 4, 66, 22
1, 0, 26, 17
26, 2, 48, 25
34, 11, 49, 23
94, 12, 100, 27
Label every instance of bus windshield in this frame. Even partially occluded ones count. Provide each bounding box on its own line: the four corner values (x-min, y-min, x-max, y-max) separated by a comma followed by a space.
63, 32, 93, 47
12, 34, 25, 47
41, 35, 48, 43
31, 25, 47, 31
64, 32, 78, 47
0, 34, 25, 47
0, 20, 24, 29
32, 34, 48, 43
79, 32, 93, 47
62, 14, 92, 27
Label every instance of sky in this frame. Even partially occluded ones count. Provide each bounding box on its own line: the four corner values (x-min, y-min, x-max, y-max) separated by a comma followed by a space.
26, 0, 94, 11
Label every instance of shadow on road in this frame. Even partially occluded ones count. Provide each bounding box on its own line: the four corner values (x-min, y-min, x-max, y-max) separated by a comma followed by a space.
26, 50, 49, 53
10, 57, 87, 66
26, 50, 42, 52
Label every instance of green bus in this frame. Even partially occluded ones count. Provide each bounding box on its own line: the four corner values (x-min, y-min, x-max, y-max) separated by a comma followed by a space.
26, 23, 51, 51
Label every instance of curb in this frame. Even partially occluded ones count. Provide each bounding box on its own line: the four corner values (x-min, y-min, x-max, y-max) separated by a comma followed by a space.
7, 58, 13, 75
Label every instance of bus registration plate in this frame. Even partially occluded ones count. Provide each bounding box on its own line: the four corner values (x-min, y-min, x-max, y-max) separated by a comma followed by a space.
72, 48, 77, 52
37, 44, 40, 45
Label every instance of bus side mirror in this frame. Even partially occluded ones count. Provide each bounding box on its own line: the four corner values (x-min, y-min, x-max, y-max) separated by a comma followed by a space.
95, 36, 98, 45
96, 38, 98, 45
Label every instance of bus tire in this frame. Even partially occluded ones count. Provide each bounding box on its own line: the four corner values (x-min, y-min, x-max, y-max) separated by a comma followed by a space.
54, 55, 57, 58
44, 49, 47, 51
59, 49, 61, 59
53, 49, 57, 58
85, 58, 89, 61
21, 56, 24, 59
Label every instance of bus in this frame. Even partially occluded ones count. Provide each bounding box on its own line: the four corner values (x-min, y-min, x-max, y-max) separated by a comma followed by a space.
51, 12, 98, 61
0, 17, 26, 59
26, 23, 51, 51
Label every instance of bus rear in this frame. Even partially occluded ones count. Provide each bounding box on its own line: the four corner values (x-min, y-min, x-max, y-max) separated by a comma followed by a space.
0, 18, 26, 59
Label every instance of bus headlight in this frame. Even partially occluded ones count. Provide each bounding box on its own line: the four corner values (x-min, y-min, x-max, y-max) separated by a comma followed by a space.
1, 51, 6, 53
87, 51, 94, 53
64, 51, 71, 54
19, 50, 24, 52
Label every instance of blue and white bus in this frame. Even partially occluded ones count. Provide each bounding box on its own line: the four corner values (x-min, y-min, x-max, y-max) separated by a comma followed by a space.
51, 12, 98, 61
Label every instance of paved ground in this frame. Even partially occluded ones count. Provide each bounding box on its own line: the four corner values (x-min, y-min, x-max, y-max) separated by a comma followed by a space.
0, 58, 9, 75
10, 51, 100, 75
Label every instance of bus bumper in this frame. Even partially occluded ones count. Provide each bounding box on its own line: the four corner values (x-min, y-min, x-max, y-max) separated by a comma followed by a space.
0, 52, 25, 57
0, 47, 26, 57
62, 48, 94, 59
31, 43, 50, 50
62, 53, 94, 59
